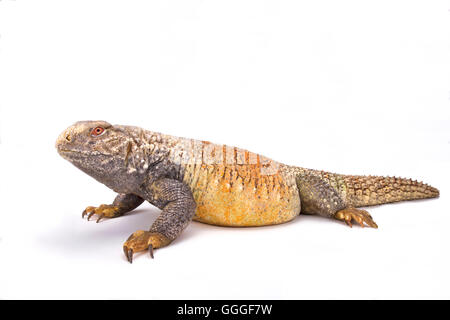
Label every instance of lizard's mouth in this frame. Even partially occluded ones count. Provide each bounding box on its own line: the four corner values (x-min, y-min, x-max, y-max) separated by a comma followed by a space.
57, 147, 112, 159
56, 148, 86, 161
57, 148, 80, 154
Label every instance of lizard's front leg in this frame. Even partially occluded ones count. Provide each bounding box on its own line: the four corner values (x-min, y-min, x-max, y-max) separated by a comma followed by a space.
123, 178, 196, 263
82, 193, 144, 223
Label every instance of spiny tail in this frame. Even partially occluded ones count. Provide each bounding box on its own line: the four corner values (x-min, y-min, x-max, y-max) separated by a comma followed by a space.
341, 174, 439, 207
291, 167, 439, 208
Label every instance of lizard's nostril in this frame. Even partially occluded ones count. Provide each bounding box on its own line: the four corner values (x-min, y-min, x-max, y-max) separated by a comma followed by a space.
65, 133, 71, 142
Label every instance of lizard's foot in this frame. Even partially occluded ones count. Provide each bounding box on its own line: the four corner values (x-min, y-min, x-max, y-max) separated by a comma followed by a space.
82, 204, 122, 223
123, 230, 171, 263
334, 208, 378, 228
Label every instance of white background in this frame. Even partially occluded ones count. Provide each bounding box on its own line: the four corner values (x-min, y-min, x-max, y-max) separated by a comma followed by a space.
0, 1, 449, 299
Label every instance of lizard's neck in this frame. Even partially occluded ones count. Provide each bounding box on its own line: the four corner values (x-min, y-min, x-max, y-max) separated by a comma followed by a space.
119, 128, 189, 192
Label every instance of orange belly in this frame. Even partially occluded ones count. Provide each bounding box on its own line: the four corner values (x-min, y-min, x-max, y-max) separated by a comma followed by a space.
182, 163, 300, 227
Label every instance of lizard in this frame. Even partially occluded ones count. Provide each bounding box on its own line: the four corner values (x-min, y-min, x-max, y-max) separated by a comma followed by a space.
56, 120, 440, 263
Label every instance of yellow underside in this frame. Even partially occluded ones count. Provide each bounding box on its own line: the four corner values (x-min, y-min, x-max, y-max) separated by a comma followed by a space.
183, 163, 300, 227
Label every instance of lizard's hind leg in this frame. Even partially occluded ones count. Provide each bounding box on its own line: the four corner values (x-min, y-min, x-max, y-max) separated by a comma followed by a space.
297, 173, 378, 228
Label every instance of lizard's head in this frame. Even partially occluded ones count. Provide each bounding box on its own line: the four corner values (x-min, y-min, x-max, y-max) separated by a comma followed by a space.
56, 120, 145, 193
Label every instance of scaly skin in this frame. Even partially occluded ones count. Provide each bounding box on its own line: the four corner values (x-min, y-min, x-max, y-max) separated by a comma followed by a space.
56, 121, 440, 262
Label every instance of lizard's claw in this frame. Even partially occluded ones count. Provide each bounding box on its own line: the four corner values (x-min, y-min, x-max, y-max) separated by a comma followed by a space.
334, 208, 378, 229
122, 231, 170, 263
149, 244, 154, 259
82, 204, 121, 223
124, 247, 134, 263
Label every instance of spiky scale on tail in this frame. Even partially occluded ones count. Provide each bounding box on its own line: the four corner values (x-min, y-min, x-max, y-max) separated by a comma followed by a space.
341, 174, 439, 207
290, 166, 439, 227
291, 167, 439, 208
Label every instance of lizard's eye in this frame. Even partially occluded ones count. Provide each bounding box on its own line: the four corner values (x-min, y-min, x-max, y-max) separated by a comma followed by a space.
91, 126, 105, 136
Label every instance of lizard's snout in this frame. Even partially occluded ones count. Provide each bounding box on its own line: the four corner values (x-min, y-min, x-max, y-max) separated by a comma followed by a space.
55, 128, 74, 152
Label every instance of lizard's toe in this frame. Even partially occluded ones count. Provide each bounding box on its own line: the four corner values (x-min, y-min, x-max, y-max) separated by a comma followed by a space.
334, 208, 378, 229
122, 231, 170, 263
82, 204, 121, 222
